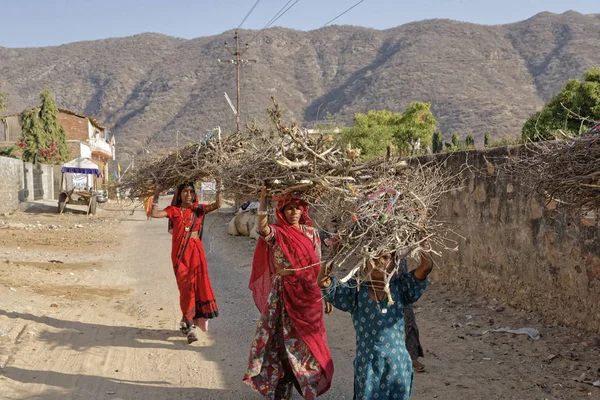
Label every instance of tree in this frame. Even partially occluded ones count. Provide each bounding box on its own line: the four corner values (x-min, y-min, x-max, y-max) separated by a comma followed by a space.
19, 88, 69, 164
465, 134, 475, 148
432, 131, 443, 153
522, 67, 600, 142
342, 110, 398, 159
451, 132, 460, 148
484, 130, 490, 147
0, 81, 7, 113
342, 102, 438, 159
393, 102, 436, 154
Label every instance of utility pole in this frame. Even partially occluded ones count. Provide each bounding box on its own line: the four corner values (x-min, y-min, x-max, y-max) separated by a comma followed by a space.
218, 30, 256, 132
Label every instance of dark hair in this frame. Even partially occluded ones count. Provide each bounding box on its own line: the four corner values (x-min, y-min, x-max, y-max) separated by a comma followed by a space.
175, 182, 196, 206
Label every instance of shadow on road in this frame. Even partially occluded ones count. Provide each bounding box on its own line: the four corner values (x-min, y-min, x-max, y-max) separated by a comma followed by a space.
0, 310, 207, 353
0, 366, 239, 400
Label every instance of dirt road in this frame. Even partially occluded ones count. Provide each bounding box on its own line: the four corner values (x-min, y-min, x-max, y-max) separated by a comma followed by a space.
0, 202, 599, 399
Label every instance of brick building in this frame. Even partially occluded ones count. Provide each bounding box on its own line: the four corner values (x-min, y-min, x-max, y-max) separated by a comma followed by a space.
0, 108, 114, 187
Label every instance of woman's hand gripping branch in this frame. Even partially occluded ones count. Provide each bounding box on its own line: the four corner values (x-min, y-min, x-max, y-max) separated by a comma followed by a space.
257, 182, 271, 238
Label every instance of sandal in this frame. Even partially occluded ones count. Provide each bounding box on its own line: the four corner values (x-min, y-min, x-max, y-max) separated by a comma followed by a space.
179, 321, 190, 336
412, 359, 426, 373
187, 326, 198, 344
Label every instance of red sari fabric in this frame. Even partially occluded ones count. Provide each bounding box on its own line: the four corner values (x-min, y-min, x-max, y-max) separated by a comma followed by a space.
165, 204, 218, 323
248, 196, 334, 395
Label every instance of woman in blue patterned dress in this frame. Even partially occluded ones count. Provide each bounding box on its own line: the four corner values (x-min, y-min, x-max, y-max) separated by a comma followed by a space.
318, 250, 433, 400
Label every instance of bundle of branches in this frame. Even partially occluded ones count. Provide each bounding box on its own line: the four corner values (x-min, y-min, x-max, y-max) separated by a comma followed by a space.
221, 98, 381, 200
316, 161, 460, 304
508, 133, 600, 211
118, 130, 245, 198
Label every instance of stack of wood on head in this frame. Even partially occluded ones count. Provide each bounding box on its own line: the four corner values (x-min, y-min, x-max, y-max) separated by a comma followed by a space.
506, 131, 600, 212
220, 98, 365, 201
117, 129, 245, 199
315, 160, 460, 305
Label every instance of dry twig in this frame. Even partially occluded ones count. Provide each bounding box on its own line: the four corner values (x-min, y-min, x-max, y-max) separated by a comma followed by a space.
506, 133, 600, 211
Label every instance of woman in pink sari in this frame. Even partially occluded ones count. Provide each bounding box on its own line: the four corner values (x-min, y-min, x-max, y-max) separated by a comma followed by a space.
243, 185, 334, 399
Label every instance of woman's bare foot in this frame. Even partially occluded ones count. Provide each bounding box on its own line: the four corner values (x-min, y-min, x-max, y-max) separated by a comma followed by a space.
412, 359, 426, 373
194, 318, 208, 332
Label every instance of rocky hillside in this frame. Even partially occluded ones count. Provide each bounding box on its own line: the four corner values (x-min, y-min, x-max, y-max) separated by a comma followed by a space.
1, 11, 600, 154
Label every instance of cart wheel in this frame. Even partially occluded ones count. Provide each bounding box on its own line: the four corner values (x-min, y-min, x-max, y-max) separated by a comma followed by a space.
90, 196, 98, 215
58, 193, 67, 214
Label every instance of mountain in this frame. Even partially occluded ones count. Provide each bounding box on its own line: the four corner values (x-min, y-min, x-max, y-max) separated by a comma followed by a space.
1, 11, 600, 156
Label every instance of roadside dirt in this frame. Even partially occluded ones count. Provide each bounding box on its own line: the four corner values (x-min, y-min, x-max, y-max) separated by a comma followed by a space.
0, 203, 598, 399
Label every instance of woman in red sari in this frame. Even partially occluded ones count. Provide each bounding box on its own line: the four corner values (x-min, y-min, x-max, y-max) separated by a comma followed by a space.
151, 182, 221, 344
244, 185, 334, 399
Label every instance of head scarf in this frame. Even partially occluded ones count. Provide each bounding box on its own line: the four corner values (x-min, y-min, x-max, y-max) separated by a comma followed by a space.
249, 195, 333, 394
249, 194, 317, 313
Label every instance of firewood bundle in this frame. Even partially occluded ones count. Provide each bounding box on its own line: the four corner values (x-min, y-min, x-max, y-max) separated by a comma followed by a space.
118, 130, 245, 198
508, 133, 600, 211
315, 161, 459, 304
220, 98, 365, 200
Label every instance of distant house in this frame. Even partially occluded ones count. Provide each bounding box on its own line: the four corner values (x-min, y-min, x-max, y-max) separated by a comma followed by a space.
0, 113, 21, 145
0, 108, 115, 187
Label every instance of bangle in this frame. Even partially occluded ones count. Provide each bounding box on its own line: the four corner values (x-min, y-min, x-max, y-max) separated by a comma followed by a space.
257, 210, 268, 216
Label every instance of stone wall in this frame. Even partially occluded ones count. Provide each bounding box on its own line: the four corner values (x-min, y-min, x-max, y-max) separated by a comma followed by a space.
53, 165, 62, 199
33, 164, 44, 200
34, 163, 54, 200
0, 158, 57, 213
22, 162, 34, 202
0, 157, 24, 214
424, 147, 600, 332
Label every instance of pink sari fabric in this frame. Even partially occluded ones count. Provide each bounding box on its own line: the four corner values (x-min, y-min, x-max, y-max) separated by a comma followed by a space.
248, 196, 334, 395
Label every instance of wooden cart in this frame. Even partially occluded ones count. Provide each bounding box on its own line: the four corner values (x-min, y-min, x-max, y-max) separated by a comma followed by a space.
58, 157, 107, 215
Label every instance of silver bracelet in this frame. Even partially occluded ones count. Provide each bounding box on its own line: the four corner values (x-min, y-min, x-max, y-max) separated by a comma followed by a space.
257, 210, 268, 216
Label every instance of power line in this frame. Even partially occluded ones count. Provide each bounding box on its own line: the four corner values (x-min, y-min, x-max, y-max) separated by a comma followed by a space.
265, 0, 301, 28
238, 0, 262, 30
264, 0, 296, 29
249, 0, 301, 44
250, 0, 367, 49
320, 0, 366, 28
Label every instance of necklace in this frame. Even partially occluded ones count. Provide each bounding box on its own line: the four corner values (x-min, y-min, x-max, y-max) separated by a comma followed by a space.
180, 207, 194, 232
370, 284, 388, 314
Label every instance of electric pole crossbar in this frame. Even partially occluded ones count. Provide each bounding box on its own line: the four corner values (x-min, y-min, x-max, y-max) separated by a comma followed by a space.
218, 30, 257, 132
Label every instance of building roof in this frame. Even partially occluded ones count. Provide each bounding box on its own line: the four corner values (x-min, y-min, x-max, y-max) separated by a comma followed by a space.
58, 108, 106, 130
1, 107, 106, 130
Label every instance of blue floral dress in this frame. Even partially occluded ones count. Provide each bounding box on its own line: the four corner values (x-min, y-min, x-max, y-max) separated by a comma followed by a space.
322, 272, 427, 400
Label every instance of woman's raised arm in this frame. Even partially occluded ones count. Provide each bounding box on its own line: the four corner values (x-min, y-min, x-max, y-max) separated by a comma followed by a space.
257, 184, 271, 237
204, 179, 222, 214
150, 193, 168, 218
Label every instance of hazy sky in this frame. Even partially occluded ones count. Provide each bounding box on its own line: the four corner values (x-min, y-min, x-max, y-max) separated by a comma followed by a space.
0, 0, 597, 48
